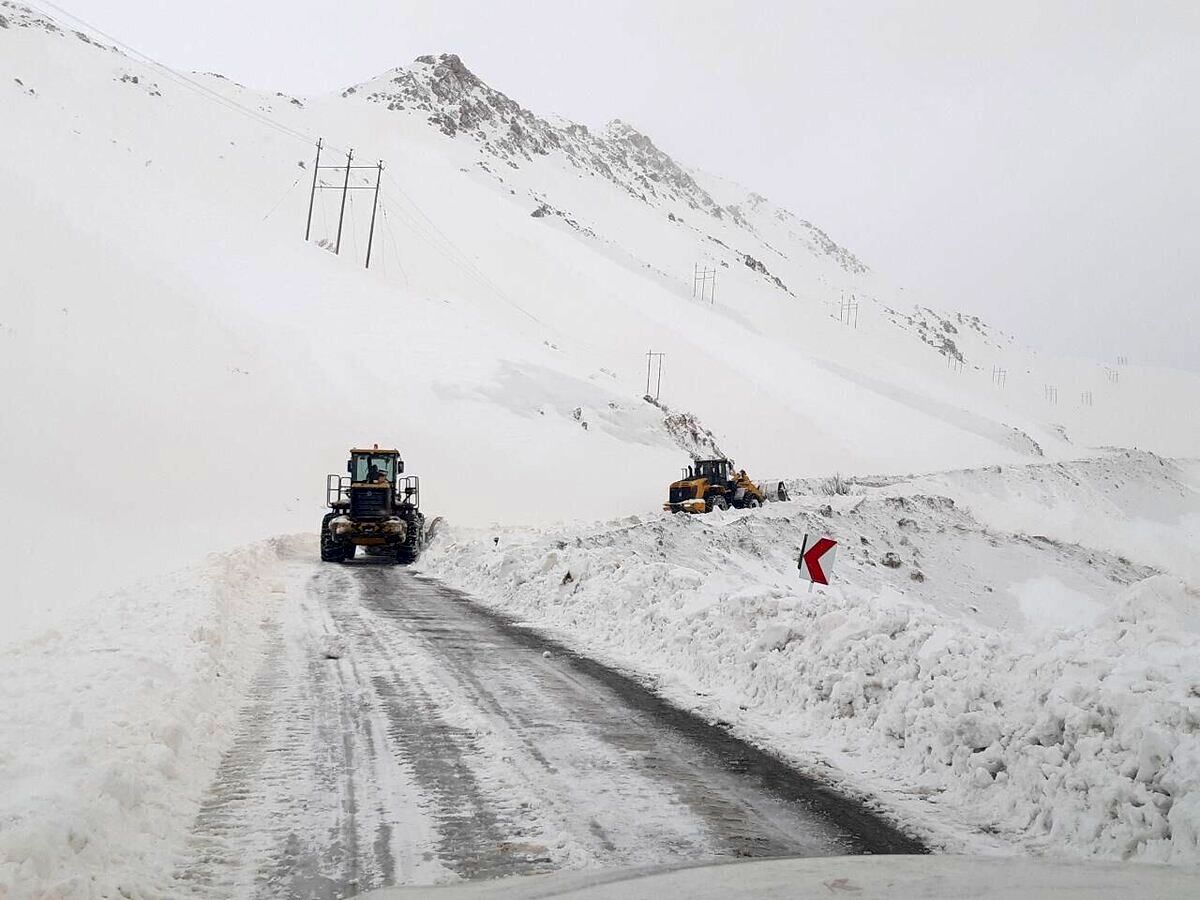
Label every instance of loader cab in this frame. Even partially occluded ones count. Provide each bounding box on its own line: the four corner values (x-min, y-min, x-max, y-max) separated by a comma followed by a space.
693, 458, 731, 484
348, 448, 404, 485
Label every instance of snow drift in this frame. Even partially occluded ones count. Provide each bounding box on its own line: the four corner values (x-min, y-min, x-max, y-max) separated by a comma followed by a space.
0, 538, 297, 897
422, 453, 1200, 862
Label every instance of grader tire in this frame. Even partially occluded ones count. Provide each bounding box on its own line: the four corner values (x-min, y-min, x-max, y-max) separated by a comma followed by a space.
320, 514, 344, 562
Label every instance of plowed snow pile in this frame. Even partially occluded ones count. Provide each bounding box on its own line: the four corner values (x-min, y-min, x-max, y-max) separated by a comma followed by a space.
0, 539, 298, 897
423, 452, 1200, 861
4, 4, 1200, 893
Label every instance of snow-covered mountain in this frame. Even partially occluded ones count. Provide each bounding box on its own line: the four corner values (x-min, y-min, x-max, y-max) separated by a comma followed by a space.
348, 52, 867, 277
4, 5, 1200, 893
2, 3, 1197, 635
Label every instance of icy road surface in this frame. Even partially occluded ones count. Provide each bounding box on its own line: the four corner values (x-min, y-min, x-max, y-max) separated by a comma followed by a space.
173, 557, 921, 898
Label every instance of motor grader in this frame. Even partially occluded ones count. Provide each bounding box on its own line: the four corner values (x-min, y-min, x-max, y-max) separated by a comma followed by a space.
321, 446, 426, 563
664, 458, 767, 513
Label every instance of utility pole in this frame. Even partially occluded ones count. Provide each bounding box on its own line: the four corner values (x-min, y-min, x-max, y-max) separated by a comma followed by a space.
693, 264, 716, 304
304, 141, 388, 266
304, 138, 322, 241
364, 160, 383, 269
645, 351, 665, 401
838, 294, 859, 328
334, 148, 353, 255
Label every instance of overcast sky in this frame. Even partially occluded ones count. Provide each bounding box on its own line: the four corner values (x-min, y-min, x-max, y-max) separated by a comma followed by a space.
69, 1, 1199, 369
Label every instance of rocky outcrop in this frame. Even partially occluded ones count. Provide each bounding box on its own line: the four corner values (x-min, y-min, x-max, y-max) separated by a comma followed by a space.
348, 54, 727, 213
345, 53, 868, 275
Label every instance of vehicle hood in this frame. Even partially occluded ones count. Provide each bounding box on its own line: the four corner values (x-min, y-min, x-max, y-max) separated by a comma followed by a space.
355, 854, 1199, 899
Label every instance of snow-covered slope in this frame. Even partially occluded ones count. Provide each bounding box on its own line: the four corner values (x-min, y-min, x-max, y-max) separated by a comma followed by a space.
0, 0, 1196, 752
424, 451, 1200, 863
3, 4, 1200, 892
4, 12, 1196, 642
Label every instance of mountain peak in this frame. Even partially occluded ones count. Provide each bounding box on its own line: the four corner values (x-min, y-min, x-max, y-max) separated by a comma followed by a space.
410, 52, 483, 91
344, 56, 724, 210
342, 53, 866, 275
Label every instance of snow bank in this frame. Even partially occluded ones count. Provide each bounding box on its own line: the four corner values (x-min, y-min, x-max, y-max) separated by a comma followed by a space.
422, 459, 1200, 862
0, 538, 296, 899
5, 9, 1200, 645
909, 452, 1200, 584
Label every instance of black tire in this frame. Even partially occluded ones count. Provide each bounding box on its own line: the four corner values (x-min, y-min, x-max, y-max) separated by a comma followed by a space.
395, 516, 425, 565
319, 513, 344, 562
395, 534, 419, 564
744, 497, 761, 509
710, 494, 730, 512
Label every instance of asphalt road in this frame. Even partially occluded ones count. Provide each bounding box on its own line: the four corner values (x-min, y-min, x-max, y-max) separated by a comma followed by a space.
173, 556, 923, 898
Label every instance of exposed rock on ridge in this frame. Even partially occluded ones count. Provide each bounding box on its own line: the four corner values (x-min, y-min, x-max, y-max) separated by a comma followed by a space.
345, 53, 868, 275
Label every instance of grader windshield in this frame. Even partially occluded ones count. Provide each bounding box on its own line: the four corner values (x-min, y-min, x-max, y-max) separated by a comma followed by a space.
349, 451, 402, 483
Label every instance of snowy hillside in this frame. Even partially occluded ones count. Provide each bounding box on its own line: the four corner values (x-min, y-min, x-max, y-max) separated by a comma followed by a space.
4, 7, 1197, 641
3, 3, 1200, 895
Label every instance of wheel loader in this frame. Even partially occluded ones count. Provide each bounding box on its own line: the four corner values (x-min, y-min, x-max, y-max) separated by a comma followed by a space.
320, 446, 427, 563
664, 458, 767, 513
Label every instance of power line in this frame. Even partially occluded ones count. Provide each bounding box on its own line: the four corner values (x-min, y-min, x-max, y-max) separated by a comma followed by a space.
379, 203, 408, 285
378, 171, 543, 325
261, 172, 305, 221
28, 1, 340, 152
34, 1, 576, 349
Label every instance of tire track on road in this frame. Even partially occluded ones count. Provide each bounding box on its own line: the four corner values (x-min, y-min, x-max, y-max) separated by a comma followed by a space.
175, 556, 924, 898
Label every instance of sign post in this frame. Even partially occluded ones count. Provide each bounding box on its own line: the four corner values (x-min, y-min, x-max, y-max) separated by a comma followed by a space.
798, 533, 838, 587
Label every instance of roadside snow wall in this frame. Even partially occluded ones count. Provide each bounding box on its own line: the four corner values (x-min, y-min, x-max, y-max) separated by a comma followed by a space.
0, 538, 296, 898
422, 457, 1200, 862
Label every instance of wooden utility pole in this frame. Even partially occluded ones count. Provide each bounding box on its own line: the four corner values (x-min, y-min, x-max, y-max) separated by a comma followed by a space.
334, 148, 353, 255
645, 351, 665, 400
693, 265, 716, 303
365, 161, 383, 269
304, 140, 391, 268
304, 138, 322, 241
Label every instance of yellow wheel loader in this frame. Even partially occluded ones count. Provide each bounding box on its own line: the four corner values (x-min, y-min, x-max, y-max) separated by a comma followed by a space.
664, 458, 767, 513
321, 446, 426, 563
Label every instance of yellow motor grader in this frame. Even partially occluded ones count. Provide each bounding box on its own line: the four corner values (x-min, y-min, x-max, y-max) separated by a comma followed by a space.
321, 446, 426, 563
664, 458, 766, 513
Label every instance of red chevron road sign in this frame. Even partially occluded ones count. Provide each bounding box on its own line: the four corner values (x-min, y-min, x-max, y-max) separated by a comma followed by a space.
798, 534, 837, 585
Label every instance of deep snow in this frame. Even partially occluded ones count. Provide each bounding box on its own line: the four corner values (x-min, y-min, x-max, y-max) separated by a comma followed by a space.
3, 3, 1200, 894
421, 453, 1200, 863
3, 5, 1198, 640
0, 538, 296, 896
